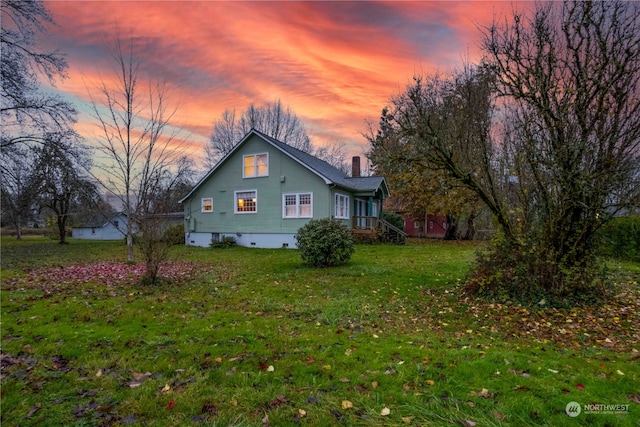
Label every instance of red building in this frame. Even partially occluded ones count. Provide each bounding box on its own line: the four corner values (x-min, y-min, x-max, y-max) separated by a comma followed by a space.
403, 214, 448, 238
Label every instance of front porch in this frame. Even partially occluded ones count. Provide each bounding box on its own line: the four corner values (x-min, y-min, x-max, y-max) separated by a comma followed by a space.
351, 216, 406, 244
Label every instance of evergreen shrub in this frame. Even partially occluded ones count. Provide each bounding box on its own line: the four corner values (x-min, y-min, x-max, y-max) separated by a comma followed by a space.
295, 218, 354, 267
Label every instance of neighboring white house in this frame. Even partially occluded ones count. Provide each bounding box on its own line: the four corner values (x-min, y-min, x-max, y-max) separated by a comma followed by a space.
72, 212, 131, 240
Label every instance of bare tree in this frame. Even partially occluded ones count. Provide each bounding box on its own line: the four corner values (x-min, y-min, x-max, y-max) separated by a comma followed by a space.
0, 0, 77, 149
206, 99, 347, 171
0, 146, 38, 238
206, 99, 312, 166
88, 34, 191, 268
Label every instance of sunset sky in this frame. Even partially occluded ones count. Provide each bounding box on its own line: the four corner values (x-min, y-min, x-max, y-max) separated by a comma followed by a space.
41, 1, 518, 169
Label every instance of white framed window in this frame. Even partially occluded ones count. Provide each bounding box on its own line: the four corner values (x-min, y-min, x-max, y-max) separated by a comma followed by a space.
334, 193, 349, 219
283, 193, 313, 218
201, 198, 213, 213
235, 190, 257, 213
243, 153, 268, 178
414, 221, 420, 228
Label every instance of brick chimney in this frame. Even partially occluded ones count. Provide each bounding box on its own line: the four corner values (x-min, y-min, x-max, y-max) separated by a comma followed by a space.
351, 156, 361, 177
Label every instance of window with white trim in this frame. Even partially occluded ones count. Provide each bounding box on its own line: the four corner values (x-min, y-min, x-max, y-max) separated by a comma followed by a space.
243, 153, 268, 178
201, 198, 213, 213
334, 194, 349, 219
283, 193, 312, 218
235, 190, 257, 213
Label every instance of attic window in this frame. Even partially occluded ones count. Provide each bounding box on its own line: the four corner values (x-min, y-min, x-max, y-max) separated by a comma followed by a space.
243, 153, 268, 178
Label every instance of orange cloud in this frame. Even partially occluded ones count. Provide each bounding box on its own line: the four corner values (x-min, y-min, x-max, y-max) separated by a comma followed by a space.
44, 1, 513, 166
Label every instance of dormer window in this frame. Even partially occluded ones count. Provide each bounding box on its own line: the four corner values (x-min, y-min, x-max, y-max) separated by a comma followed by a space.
243, 153, 268, 178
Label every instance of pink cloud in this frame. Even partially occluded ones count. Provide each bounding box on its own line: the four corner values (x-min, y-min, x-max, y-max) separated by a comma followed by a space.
44, 1, 512, 164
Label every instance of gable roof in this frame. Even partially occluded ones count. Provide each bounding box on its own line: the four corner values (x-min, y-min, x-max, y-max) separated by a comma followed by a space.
73, 212, 127, 229
179, 129, 389, 202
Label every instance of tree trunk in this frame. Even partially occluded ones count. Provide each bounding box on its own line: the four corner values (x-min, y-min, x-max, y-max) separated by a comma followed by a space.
463, 212, 476, 240
126, 231, 134, 262
444, 214, 458, 240
57, 215, 67, 244
16, 215, 22, 240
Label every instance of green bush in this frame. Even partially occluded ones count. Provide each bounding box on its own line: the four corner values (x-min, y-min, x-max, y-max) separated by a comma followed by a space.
381, 211, 405, 230
210, 236, 236, 249
598, 215, 640, 261
163, 224, 185, 245
295, 218, 355, 267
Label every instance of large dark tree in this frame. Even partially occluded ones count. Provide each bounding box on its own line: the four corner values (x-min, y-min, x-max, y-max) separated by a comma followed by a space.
366, 105, 483, 240
369, 1, 640, 304
0, 0, 77, 148
30, 136, 98, 244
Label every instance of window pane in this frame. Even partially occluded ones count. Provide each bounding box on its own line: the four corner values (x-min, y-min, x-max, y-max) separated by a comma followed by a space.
284, 195, 297, 217
202, 198, 213, 212
244, 156, 255, 177
285, 205, 297, 217
300, 193, 311, 217
256, 154, 268, 176
335, 194, 348, 218
300, 205, 311, 217
236, 191, 257, 212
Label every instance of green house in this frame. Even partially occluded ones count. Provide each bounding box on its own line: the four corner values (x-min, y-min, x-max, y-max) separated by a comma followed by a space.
179, 129, 390, 248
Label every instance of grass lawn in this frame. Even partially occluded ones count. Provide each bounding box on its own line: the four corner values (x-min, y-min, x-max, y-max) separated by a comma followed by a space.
1, 237, 638, 426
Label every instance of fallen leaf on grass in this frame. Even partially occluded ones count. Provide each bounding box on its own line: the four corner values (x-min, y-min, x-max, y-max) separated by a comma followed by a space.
161, 383, 171, 393
493, 411, 506, 420
402, 416, 415, 424
381, 407, 391, 416
342, 400, 353, 410
616, 370, 625, 375
470, 388, 495, 398
201, 401, 218, 417
457, 420, 476, 426
167, 400, 175, 409
576, 383, 584, 390
132, 371, 152, 381
628, 394, 640, 404
25, 403, 41, 419
298, 409, 307, 418
426, 379, 435, 386
268, 395, 289, 408
371, 381, 379, 389
121, 414, 138, 425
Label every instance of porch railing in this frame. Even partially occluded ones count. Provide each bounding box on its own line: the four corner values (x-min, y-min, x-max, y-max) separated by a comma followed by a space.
351, 216, 407, 244
352, 215, 379, 230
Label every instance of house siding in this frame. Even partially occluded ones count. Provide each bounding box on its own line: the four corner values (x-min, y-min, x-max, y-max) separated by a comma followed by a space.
72, 214, 128, 240
184, 135, 334, 243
